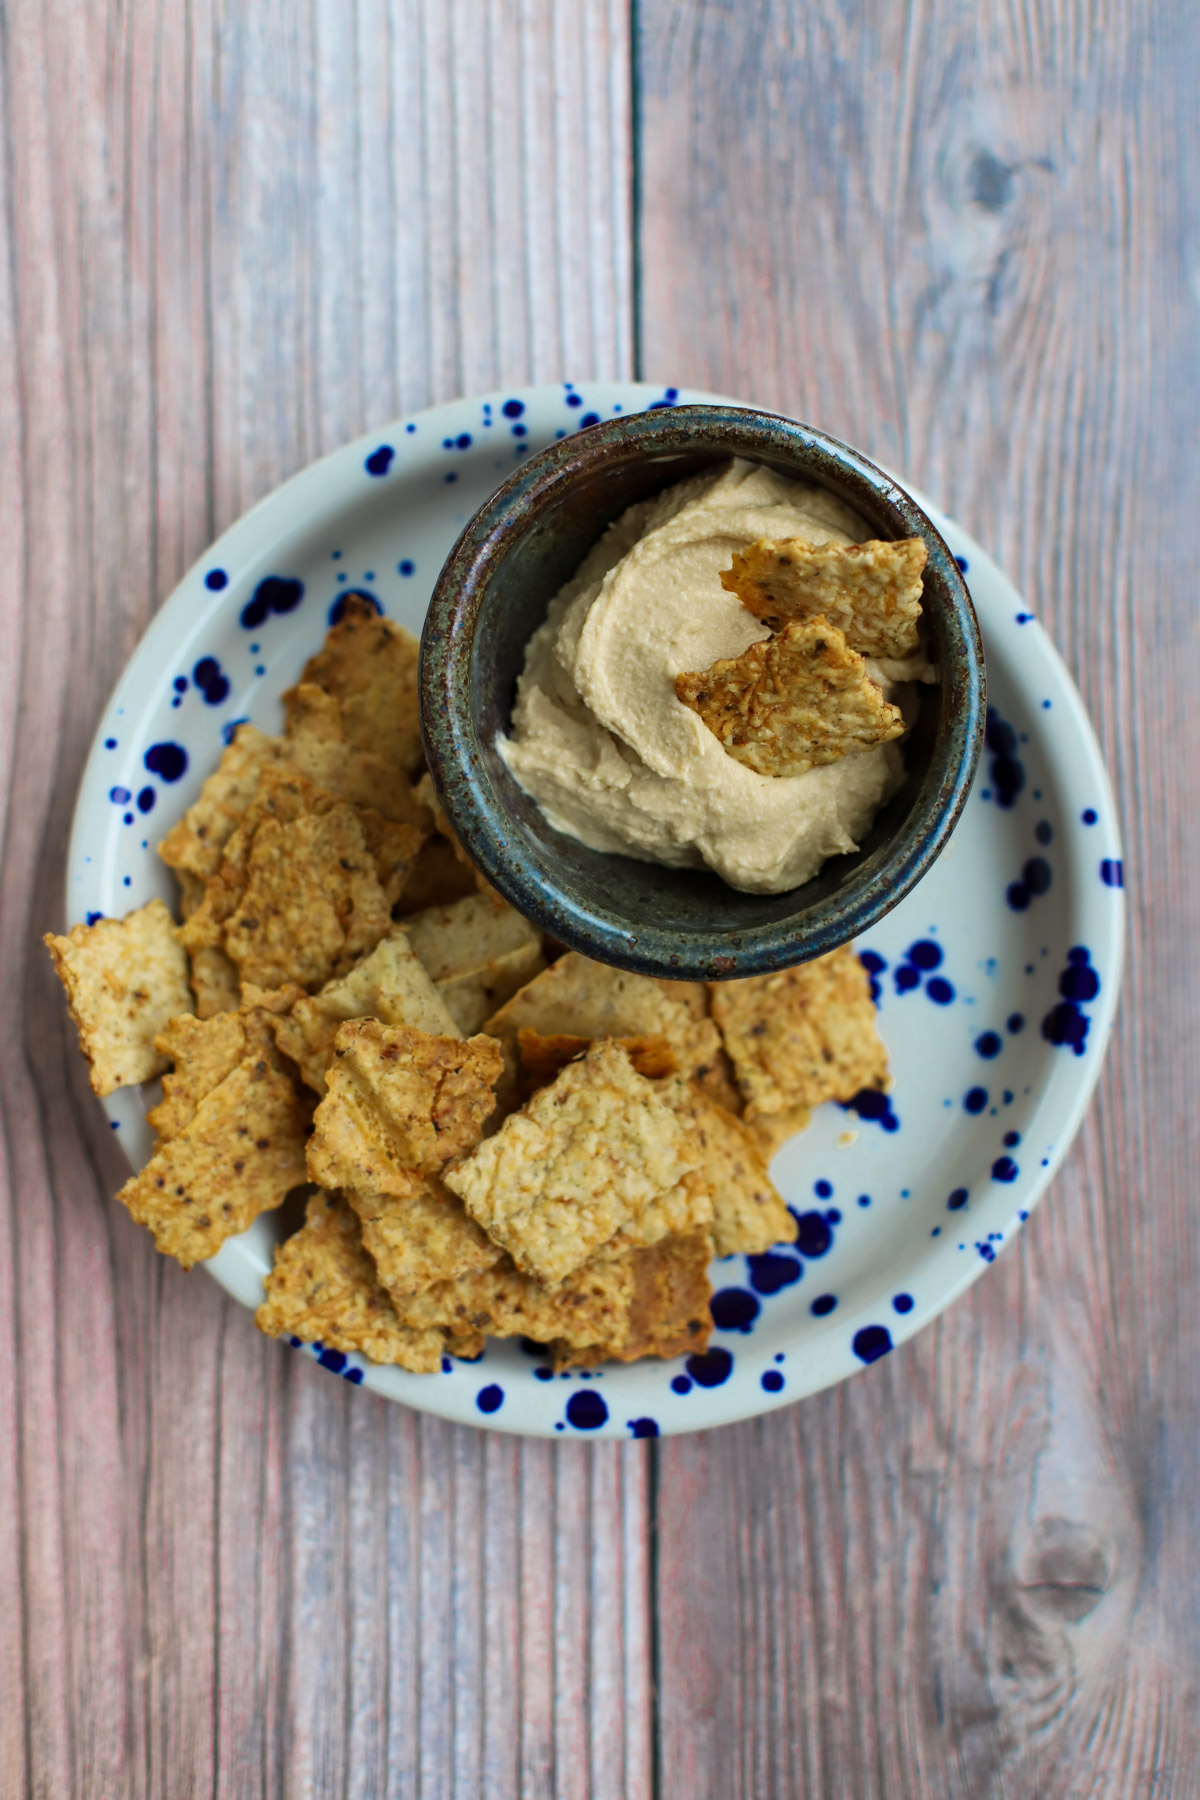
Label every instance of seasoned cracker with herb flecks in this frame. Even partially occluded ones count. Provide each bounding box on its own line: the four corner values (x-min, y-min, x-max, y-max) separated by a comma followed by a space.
548, 1231, 714, 1368
307, 1020, 504, 1193
675, 616, 905, 779
661, 1078, 794, 1256
721, 535, 927, 660
516, 1029, 677, 1093
255, 1190, 467, 1371
390, 1246, 637, 1348
708, 945, 888, 1131
44, 899, 193, 1096
158, 724, 291, 884
400, 891, 545, 1033
282, 682, 431, 827
444, 1038, 697, 1288
346, 1173, 501, 1300
148, 1007, 278, 1144
266, 931, 460, 1093
285, 595, 423, 774
117, 1048, 311, 1267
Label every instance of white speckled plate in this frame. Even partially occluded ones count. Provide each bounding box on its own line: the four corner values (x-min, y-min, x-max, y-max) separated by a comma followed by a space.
67, 382, 1124, 1439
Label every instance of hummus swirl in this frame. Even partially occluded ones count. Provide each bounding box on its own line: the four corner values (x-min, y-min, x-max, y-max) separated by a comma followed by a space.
498, 459, 929, 894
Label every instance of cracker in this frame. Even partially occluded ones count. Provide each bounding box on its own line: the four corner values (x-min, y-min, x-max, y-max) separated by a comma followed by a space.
708, 945, 888, 1126
675, 616, 905, 779
603, 1165, 714, 1254
44, 900, 193, 1096
745, 1104, 813, 1159
549, 1231, 714, 1368
391, 1248, 636, 1349
180, 766, 423, 992
159, 724, 290, 881
117, 1050, 311, 1267
255, 1190, 450, 1371
517, 1030, 677, 1092
444, 1038, 697, 1287
271, 932, 461, 1093
286, 595, 423, 773
394, 835, 481, 914
148, 1008, 276, 1143
721, 535, 927, 659
188, 944, 243, 1019
662, 1078, 794, 1255
484, 951, 727, 1097
307, 1021, 504, 1192
414, 772, 502, 904
347, 1173, 501, 1299
283, 682, 431, 827
400, 893, 545, 1033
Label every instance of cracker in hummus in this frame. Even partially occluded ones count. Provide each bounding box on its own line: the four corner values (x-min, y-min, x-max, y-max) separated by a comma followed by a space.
255, 1190, 457, 1371
722, 535, 926, 659
444, 1038, 697, 1287
45, 899, 193, 1095
675, 616, 905, 779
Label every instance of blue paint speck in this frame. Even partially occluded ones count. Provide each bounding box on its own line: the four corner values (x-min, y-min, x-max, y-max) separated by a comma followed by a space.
365, 445, 394, 476
144, 742, 187, 782
1101, 859, 1123, 887
947, 1188, 969, 1211
711, 1287, 760, 1331
110, 786, 131, 805
892, 1293, 914, 1314
241, 575, 304, 629
318, 1348, 347, 1373
476, 1384, 504, 1414
792, 1211, 832, 1258
895, 964, 921, 993
1007, 1013, 1024, 1033
104, 738, 117, 749
761, 1370, 784, 1393
984, 707, 1024, 808
1004, 1130, 1020, 1147
193, 656, 230, 705
566, 1390, 608, 1430
955, 555, 969, 572
502, 399, 525, 419
205, 569, 228, 591
992, 1156, 1019, 1182
841, 1089, 899, 1131
329, 589, 382, 626
137, 786, 155, 814
87, 911, 105, 926
746, 1252, 802, 1294
686, 1348, 733, 1388
907, 939, 942, 970
926, 977, 954, 1004
853, 1325, 893, 1364
976, 1031, 1002, 1059
1035, 820, 1053, 846
398, 559, 415, 577
1082, 808, 1097, 825
628, 1417, 659, 1437
964, 1087, 988, 1114
810, 1294, 838, 1317
815, 1179, 833, 1198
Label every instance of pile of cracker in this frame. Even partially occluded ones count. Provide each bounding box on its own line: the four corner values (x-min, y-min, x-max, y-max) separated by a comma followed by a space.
46, 597, 890, 1376
676, 535, 928, 776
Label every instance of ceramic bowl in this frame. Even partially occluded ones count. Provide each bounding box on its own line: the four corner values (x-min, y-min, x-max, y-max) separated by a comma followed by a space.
420, 404, 984, 979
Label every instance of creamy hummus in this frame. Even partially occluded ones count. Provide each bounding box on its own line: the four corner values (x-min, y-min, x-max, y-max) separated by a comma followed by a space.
498, 459, 931, 894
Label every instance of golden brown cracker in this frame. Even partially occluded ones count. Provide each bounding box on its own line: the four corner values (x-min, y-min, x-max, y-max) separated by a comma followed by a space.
401, 892, 546, 1033
158, 724, 290, 881
347, 1173, 501, 1299
722, 535, 926, 659
44, 900, 193, 1096
117, 1050, 311, 1267
286, 596, 423, 773
187, 944, 243, 1019
393, 834, 481, 914
255, 1190, 449, 1370
662, 1079, 794, 1255
675, 616, 905, 779
550, 1231, 714, 1367
271, 932, 461, 1092
307, 1021, 504, 1193
148, 1008, 276, 1143
413, 772, 503, 904
283, 681, 431, 827
745, 1104, 813, 1159
516, 1029, 677, 1092
444, 1038, 697, 1287
708, 945, 888, 1126
391, 1249, 636, 1348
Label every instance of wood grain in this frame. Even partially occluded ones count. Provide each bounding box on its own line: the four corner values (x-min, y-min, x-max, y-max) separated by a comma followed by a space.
0, 4, 646, 1797
639, 2, 1200, 1795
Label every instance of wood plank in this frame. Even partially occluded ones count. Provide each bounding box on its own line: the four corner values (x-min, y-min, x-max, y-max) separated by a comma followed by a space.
0, 2, 643, 1795
638, 1, 1200, 1794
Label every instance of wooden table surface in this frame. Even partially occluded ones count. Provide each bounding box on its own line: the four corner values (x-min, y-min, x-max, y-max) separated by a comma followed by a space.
4, 3, 1197, 1795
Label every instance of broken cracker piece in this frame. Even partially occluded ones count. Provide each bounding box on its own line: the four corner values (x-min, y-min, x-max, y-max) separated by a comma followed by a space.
517, 1029, 676, 1093
148, 1007, 277, 1143
444, 1038, 697, 1288
255, 1190, 450, 1370
708, 944, 888, 1128
283, 682, 431, 827
745, 1103, 813, 1160
117, 1050, 311, 1267
347, 1173, 501, 1300
413, 772, 503, 905
549, 1231, 714, 1368
391, 1248, 636, 1349
45, 900, 193, 1096
286, 595, 423, 773
662, 1078, 794, 1256
400, 892, 545, 1033
187, 944, 243, 1019
484, 952, 728, 1101
307, 1020, 504, 1193
394, 834, 481, 914
159, 724, 290, 882
721, 535, 927, 659
675, 616, 905, 779
271, 932, 461, 1093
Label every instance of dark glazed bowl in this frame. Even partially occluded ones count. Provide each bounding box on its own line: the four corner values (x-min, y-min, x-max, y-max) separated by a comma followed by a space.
419, 405, 985, 980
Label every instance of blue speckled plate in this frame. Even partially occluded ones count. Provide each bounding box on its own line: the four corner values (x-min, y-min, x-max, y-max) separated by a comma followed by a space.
67, 382, 1124, 1439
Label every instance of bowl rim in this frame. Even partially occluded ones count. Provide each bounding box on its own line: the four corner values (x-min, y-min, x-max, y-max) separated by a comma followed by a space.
419, 403, 986, 979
